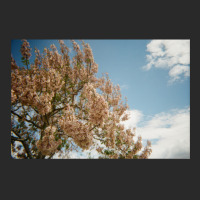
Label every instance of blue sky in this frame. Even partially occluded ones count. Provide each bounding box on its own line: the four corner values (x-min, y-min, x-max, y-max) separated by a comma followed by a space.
11, 39, 190, 159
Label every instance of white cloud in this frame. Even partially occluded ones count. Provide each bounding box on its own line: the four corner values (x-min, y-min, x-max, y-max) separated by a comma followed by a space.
143, 40, 190, 83
124, 107, 190, 159
168, 64, 190, 83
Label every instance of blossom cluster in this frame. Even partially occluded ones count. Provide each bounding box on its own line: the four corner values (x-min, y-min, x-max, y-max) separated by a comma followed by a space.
139, 140, 152, 159
20, 39, 31, 60
82, 83, 109, 127
36, 126, 62, 156
11, 49, 64, 115
58, 105, 93, 150
82, 42, 94, 64
11, 56, 18, 70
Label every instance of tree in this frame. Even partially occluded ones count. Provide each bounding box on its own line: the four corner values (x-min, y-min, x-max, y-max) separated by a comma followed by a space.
11, 39, 152, 159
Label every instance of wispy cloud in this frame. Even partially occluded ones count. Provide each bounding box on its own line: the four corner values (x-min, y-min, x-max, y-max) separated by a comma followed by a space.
143, 40, 190, 84
120, 84, 129, 90
123, 107, 190, 159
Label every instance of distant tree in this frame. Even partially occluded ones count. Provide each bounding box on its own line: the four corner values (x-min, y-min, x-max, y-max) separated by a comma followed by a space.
11, 39, 152, 159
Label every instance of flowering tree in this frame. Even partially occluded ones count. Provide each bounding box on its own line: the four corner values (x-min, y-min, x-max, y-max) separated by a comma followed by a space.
11, 39, 152, 159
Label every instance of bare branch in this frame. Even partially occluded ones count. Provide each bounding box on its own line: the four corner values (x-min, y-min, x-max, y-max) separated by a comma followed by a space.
11, 110, 42, 129
11, 130, 33, 159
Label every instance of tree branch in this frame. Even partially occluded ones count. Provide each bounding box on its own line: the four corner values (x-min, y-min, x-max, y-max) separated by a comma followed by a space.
11, 130, 33, 159
11, 110, 42, 129
11, 136, 28, 142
